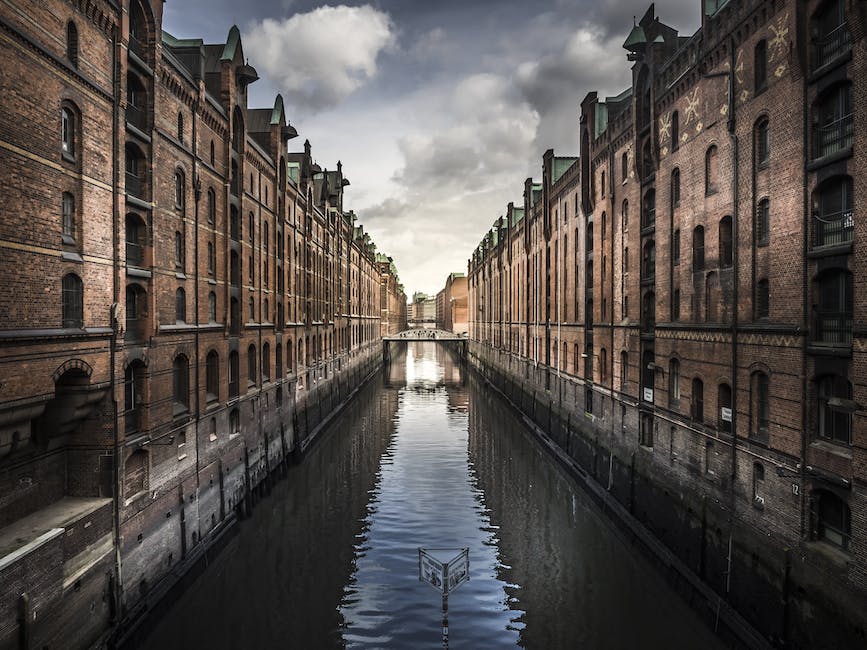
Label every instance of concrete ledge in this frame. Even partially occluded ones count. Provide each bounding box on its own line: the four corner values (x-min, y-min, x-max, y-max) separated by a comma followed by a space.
0, 528, 63, 573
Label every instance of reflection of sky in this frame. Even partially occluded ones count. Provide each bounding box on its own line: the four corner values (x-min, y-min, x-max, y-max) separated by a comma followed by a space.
340, 344, 520, 648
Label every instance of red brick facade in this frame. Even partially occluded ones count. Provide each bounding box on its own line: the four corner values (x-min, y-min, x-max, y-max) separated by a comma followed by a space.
469, 1, 867, 646
0, 1, 404, 646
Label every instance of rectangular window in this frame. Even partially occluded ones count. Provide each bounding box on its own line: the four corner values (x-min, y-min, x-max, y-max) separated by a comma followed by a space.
62, 192, 75, 239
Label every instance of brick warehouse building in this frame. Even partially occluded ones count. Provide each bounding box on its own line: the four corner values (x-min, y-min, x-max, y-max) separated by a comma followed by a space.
469, 1, 866, 647
0, 1, 405, 647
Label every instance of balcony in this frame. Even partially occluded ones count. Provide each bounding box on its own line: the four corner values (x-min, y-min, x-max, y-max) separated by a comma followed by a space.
125, 407, 141, 435
813, 25, 850, 72
126, 103, 147, 132
813, 210, 854, 248
641, 208, 656, 231
125, 172, 145, 199
125, 317, 147, 343
814, 114, 853, 160
126, 241, 144, 266
813, 311, 852, 345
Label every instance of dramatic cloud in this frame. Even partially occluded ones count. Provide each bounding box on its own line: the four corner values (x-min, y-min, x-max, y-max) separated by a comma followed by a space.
245, 5, 396, 112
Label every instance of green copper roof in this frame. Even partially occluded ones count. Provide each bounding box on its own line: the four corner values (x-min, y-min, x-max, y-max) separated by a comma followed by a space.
510, 207, 525, 227
271, 95, 285, 125
287, 162, 299, 184
594, 102, 609, 139
221, 25, 241, 61
552, 157, 578, 184
623, 24, 647, 50
162, 30, 203, 48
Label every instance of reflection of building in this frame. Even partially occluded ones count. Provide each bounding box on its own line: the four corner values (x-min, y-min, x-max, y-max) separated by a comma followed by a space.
436, 273, 468, 335
377, 254, 408, 336
0, 2, 403, 646
409, 292, 437, 328
466, 1, 867, 646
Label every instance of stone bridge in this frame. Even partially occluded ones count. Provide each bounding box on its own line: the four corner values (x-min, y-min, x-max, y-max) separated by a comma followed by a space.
382, 328, 466, 341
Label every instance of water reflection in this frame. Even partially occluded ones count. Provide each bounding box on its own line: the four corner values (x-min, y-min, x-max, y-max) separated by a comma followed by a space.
137, 342, 724, 650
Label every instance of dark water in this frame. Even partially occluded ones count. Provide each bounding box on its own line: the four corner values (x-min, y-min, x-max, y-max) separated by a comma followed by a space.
138, 343, 725, 649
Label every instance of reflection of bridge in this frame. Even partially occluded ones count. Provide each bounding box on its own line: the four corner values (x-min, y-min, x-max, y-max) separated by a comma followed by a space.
383, 328, 466, 341
382, 329, 468, 367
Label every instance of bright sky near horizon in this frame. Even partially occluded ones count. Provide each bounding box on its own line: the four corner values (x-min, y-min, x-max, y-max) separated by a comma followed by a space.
164, 0, 700, 297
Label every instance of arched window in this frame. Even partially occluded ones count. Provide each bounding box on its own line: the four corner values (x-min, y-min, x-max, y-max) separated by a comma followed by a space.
264, 299, 270, 323
207, 241, 215, 275
756, 198, 770, 245
206, 350, 219, 402
813, 176, 853, 247
600, 348, 608, 382
600, 171, 606, 198
586, 222, 594, 251
248, 296, 255, 321
276, 343, 283, 378
705, 145, 718, 195
668, 359, 680, 407
125, 143, 145, 197
812, 0, 849, 71
125, 214, 145, 266
66, 21, 79, 67
692, 226, 705, 271
208, 291, 217, 323
814, 270, 853, 344
755, 117, 770, 167
297, 339, 304, 369
814, 83, 852, 159
718, 383, 732, 432
670, 168, 681, 208
228, 351, 239, 398
754, 40, 767, 92
62, 192, 75, 239
230, 251, 240, 287
642, 189, 655, 229
642, 240, 655, 279
177, 112, 184, 144
621, 152, 628, 180
207, 188, 216, 224
175, 169, 185, 210
210, 140, 215, 166
175, 287, 186, 323
262, 342, 271, 381
756, 279, 770, 319
621, 199, 628, 229
230, 297, 239, 336
61, 106, 76, 159
691, 377, 704, 422
247, 344, 256, 385
817, 375, 852, 444
751, 372, 770, 439
672, 229, 681, 265
671, 110, 679, 150
642, 291, 655, 330
719, 215, 733, 267
172, 355, 189, 412
175, 231, 184, 270
124, 361, 145, 434
62, 273, 83, 328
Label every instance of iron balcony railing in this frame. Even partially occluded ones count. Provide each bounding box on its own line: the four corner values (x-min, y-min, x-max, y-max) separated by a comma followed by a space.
125, 408, 141, 435
126, 103, 147, 131
125, 317, 146, 343
813, 311, 853, 345
813, 24, 851, 71
813, 209, 854, 247
126, 241, 144, 266
642, 208, 656, 230
815, 114, 853, 159
125, 171, 145, 198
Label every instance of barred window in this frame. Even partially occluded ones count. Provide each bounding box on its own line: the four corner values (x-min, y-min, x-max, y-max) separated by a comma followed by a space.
62, 192, 75, 239
62, 273, 83, 328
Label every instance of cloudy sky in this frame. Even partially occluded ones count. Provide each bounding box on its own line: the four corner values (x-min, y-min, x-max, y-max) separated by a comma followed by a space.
164, 0, 700, 296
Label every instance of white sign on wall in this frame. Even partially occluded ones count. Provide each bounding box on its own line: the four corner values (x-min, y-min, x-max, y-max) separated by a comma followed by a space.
721, 407, 732, 422
643, 387, 654, 403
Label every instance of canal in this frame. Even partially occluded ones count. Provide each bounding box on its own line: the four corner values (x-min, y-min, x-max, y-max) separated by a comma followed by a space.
136, 342, 726, 649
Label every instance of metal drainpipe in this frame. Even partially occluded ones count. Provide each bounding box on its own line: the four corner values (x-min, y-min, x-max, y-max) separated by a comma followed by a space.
191, 97, 201, 541
726, 36, 740, 600
799, 18, 810, 540
110, 18, 122, 621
